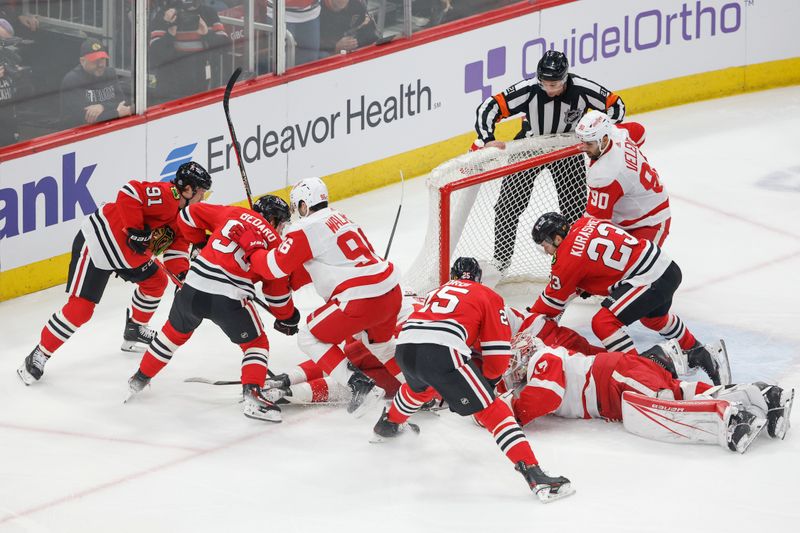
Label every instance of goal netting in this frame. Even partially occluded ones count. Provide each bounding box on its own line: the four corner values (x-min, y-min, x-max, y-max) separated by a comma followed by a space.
403, 135, 587, 296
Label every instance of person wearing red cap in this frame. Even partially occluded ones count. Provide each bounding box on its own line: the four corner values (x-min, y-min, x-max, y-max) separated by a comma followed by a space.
59, 37, 131, 129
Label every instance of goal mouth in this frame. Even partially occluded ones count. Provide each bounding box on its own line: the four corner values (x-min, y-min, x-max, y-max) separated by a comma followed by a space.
403, 135, 585, 297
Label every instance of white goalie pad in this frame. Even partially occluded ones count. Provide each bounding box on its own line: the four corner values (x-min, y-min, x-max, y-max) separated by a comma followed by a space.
621, 391, 732, 449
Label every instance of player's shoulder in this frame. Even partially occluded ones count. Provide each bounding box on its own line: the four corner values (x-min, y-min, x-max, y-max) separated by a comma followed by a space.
568, 73, 608, 93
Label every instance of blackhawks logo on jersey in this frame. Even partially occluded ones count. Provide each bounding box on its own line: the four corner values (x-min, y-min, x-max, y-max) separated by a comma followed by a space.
150, 225, 176, 255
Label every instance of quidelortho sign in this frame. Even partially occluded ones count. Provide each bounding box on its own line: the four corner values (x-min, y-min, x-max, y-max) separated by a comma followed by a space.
1, 0, 798, 276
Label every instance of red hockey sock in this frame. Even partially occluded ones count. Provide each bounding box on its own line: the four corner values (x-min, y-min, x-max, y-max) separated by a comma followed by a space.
592, 308, 636, 354
130, 270, 168, 324
240, 334, 270, 386
39, 296, 95, 356
387, 384, 436, 424
316, 345, 347, 376
309, 378, 330, 402
640, 314, 697, 350
474, 398, 538, 466
139, 321, 192, 377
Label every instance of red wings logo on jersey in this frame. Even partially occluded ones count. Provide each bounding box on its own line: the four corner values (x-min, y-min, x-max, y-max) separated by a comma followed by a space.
535, 359, 549, 375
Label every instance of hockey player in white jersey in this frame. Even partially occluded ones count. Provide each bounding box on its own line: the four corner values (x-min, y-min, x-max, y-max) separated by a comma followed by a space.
577, 110, 672, 246
230, 177, 402, 417
503, 336, 792, 453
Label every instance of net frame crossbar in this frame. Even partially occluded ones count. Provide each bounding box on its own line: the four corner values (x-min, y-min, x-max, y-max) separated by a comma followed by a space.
437, 144, 583, 286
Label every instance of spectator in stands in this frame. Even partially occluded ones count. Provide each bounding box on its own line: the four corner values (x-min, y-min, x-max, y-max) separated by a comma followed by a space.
320, 0, 378, 56
59, 38, 131, 129
0, 2, 39, 36
149, 0, 231, 104
263, 1, 321, 66
0, 21, 18, 146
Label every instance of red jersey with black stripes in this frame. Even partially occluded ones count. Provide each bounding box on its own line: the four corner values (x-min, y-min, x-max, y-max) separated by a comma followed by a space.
584, 124, 670, 232
530, 217, 671, 317
247, 207, 399, 303
80, 180, 190, 274
177, 203, 295, 319
398, 280, 512, 380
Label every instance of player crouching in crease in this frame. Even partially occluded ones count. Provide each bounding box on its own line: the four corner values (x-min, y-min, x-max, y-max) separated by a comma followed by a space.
17, 162, 211, 385
229, 178, 401, 418
529, 212, 730, 386
503, 334, 794, 453
371, 257, 575, 503
127, 196, 299, 423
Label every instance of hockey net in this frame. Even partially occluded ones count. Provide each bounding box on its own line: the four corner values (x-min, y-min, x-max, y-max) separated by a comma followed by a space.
403, 135, 586, 296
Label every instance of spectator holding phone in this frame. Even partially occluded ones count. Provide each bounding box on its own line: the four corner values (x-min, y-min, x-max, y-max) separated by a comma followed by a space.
320, 0, 378, 56
59, 38, 131, 129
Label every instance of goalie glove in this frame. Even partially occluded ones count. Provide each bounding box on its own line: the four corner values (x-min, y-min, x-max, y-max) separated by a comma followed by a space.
228, 223, 267, 260
274, 308, 301, 336
126, 226, 152, 254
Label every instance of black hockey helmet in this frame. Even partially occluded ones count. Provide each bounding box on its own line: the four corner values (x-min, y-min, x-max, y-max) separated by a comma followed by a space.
537, 50, 569, 82
532, 212, 569, 245
450, 257, 482, 283
174, 162, 212, 193
253, 194, 291, 228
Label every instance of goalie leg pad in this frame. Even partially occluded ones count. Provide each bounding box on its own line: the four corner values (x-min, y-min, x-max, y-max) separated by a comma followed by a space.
622, 391, 733, 449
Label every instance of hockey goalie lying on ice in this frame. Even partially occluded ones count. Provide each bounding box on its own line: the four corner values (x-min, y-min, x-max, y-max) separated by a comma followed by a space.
502, 334, 794, 453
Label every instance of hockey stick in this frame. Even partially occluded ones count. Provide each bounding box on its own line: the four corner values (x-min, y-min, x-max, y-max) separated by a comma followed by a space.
184, 368, 277, 386
223, 67, 254, 209
383, 170, 405, 259
184, 377, 241, 386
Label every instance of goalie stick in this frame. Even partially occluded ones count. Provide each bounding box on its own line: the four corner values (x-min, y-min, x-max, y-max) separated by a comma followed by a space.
223, 67, 254, 209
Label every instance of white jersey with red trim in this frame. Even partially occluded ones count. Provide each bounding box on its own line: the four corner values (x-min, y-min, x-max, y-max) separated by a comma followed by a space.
525, 346, 600, 419
585, 125, 671, 230
251, 207, 398, 303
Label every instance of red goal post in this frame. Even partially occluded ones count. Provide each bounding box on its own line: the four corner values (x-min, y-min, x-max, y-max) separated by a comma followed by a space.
404, 135, 586, 296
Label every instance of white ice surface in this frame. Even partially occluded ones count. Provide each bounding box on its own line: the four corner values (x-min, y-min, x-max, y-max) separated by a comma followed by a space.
2, 87, 800, 532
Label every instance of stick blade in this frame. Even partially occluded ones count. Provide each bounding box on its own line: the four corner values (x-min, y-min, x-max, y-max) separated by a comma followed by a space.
223, 67, 243, 110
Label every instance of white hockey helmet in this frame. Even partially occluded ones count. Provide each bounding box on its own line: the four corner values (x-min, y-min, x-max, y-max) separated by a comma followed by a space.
575, 110, 612, 143
289, 177, 329, 216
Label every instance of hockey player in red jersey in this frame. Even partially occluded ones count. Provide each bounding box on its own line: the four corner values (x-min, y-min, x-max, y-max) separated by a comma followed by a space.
504, 337, 793, 453
229, 177, 401, 417
371, 257, 574, 503
577, 110, 671, 246
17, 162, 211, 385
127, 195, 297, 422
529, 212, 726, 386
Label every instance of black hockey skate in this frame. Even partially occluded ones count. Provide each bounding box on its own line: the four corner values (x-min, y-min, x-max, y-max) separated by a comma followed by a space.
264, 373, 291, 390
640, 344, 678, 378
121, 310, 156, 352
726, 408, 766, 453
755, 383, 794, 439
242, 384, 282, 422
347, 370, 385, 418
125, 370, 151, 403
17, 347, 49, 385
370, 407, 420, 443
515, 462, 575, 503
686, 341, 721, 386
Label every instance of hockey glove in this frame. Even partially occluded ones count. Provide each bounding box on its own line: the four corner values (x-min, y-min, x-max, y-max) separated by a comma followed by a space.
228, 223, 267, 260
469, 139, 485, 152
274, 308, 301, 336
126, 226, 152, 254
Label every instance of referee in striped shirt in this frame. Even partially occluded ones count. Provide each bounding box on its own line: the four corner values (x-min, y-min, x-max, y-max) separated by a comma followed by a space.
473, 50, 625, 272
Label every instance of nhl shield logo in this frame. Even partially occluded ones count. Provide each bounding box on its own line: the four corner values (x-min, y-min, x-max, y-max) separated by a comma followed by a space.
564, 109, 583, 124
